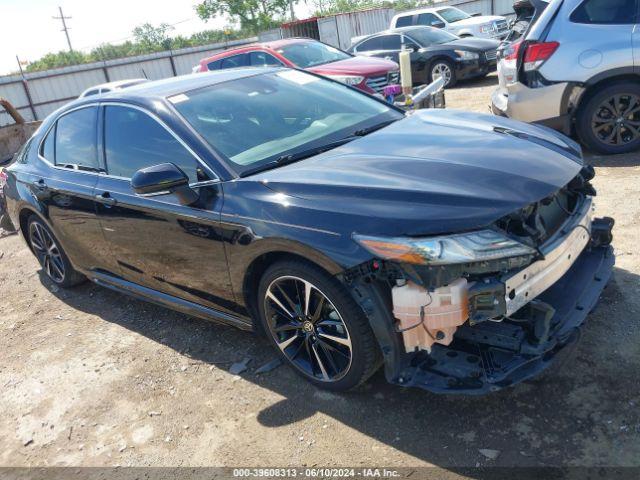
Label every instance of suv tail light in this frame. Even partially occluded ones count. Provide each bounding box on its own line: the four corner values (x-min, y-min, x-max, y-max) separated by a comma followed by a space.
522, 41, 559, 71
504, 40, 522, 61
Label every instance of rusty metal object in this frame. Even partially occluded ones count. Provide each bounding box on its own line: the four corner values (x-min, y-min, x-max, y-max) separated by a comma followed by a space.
0, 98, 25, 125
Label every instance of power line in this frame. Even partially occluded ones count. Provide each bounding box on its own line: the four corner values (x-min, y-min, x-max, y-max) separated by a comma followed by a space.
52, 6, 73, 52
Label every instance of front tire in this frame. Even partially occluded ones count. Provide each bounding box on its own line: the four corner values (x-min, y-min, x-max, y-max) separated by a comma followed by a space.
430, 59, 457, 88
27, 216, 85, 288
257, 260, 380, 391
576, 82, 640, 155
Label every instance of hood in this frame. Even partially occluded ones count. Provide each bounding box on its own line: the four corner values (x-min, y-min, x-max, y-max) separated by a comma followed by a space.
307, 56, 398, 77
443, 37, 501, 52
249, 110, 583, 237
451, 15, 505, 27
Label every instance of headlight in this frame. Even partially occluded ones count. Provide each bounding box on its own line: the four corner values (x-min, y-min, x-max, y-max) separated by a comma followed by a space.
353, 230, 536, 266
325, 75, 365, 86
479, 22, 495, 34
455, 50, 480, 61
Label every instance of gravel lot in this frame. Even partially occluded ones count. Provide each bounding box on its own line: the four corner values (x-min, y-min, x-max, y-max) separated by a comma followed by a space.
1, 73, 639, 472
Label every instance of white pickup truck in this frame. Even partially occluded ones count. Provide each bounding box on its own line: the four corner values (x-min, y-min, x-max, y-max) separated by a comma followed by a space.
390, 6, 509, 40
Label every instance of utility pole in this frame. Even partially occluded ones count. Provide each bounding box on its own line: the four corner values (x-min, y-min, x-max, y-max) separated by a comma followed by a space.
53, 6, 73, 52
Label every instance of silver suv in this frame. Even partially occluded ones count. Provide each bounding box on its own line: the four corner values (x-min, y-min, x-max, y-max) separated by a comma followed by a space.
491, 0, 640, 154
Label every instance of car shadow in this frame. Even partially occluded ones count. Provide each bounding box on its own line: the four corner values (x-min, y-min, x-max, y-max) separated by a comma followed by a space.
40, 265, 639, 469
585, 151, 640, 168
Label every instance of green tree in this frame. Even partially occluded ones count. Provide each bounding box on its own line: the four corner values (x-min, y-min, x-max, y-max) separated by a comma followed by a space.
195, 0, 293, 33
132, 23, 175, 52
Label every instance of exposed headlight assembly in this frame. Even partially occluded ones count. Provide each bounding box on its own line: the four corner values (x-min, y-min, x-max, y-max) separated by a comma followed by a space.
455, 50, 480, 61
354, 230, 536, 266
325, 75, 365, 86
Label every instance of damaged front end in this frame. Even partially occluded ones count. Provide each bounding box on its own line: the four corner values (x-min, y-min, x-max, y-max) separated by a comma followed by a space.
346, 166, 615, 394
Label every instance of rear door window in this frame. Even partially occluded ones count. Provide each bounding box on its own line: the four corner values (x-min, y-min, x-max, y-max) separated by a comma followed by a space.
417, 13, 442, 27
219, 54, 248, 69
103, 105, 205, 183
356, 36, 385, 52
207, 59, 222, 70
395, 15, 413, 27
382, 35, 402, 51
54, 107, 100, 170
571, 0, 638, 24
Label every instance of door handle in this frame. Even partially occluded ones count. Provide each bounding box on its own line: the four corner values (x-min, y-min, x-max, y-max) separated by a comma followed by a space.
32, 179, 47, 190
95, 191, 117, 206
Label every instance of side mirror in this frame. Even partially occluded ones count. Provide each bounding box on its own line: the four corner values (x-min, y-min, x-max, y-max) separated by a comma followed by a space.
131, 163, 198, 205
432, 21, 446, 29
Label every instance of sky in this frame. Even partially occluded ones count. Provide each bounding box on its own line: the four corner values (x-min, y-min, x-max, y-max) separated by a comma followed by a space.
0, 0, 313, 76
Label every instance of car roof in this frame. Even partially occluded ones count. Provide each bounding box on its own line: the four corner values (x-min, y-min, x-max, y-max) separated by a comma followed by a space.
393, 6, 454, 18
355, 26, 439, 42
69, 68, 280, 108
200, 37, 316, 63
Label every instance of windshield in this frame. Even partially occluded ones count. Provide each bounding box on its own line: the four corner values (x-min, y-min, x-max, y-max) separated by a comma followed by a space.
172, 70, 403, 175
438, 7, 471, 23
408, 27, 459, 46
277, 41, 351, 68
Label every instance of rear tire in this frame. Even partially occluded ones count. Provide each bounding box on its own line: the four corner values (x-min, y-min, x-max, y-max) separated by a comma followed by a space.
576, 82, 640, 155
257, 259, 381, 391
27, 216, 85, 288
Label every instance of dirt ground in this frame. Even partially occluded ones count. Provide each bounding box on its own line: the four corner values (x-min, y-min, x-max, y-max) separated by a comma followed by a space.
1, 73, 639, 472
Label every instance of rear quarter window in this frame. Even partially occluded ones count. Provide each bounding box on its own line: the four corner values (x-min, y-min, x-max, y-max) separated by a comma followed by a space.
396, 15, 413, 27
571, 0, 638, 24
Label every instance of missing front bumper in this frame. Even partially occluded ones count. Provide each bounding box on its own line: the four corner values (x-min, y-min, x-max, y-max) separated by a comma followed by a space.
392, 244, 614, 394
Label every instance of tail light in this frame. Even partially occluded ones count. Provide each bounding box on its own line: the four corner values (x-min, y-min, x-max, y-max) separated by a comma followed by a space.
522, 41, 559, 71
503, 40, 522, 61
0, 170, 8, 189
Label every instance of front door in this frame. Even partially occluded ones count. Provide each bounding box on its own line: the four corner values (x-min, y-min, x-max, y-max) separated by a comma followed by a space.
94, 104, 237, 314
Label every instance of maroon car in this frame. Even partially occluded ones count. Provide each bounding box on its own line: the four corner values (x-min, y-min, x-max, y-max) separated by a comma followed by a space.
197, 38, 399, 95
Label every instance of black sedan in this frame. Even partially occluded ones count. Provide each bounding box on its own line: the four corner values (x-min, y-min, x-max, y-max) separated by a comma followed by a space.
1, 68, 614, 394
348, 26, 500, 87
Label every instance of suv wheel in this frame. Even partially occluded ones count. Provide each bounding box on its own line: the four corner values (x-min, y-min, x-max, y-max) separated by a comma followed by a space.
257, 260, 380, 391
577, 82, 640, 155
27, 216, 85, 288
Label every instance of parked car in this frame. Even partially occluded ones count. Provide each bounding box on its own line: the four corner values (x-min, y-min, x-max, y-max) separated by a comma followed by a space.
492, 0, 640, 154
197, 38, 399, 95
348, 26, 500, 88
79, 79, 149, 98
390, 6, 510, 40
2, 68, 614, 394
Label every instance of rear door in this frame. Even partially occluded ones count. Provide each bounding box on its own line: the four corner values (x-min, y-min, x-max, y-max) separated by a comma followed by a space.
94, 103, 237, 314
35, 106, 110, 272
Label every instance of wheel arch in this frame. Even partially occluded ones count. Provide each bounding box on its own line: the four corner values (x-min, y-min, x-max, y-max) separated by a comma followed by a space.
240, 247, 344, 332
18, 206, 44, 252
578, 73, 640, 111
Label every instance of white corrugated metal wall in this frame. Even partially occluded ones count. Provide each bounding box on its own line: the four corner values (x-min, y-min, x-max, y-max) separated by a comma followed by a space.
0, 38, 256, 127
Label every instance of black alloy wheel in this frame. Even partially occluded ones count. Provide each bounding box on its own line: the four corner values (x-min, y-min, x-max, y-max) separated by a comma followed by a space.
258, 260, 380, 391
578, 82, 640, 155
264, 275, 353, 382
27, 216, 85, 287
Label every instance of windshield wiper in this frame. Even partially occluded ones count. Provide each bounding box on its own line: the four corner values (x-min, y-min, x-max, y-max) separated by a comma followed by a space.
353, 119, 399, 137
239, 136, 358, 178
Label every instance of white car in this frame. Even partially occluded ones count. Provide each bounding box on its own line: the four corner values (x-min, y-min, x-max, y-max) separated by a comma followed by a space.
78, 79, 149, 98
390, 6, 509, 40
